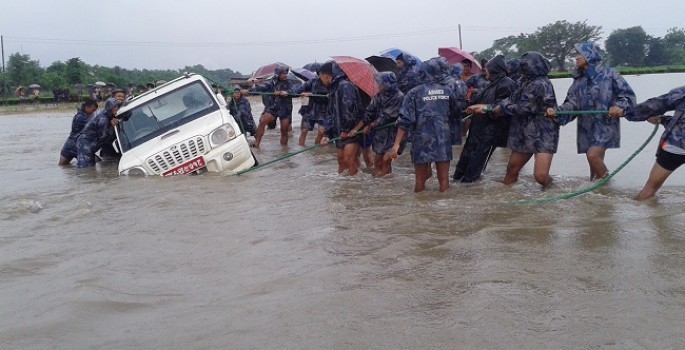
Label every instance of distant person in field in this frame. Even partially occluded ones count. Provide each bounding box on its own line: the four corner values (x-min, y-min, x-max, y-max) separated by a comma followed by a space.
625, 85, 685, 200
546, 42, 636, 181
59, 98, 99, 166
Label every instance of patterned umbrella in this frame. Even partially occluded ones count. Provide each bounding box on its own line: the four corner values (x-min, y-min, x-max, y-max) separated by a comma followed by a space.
438, 47, 482, 74
330, 56, 379, 97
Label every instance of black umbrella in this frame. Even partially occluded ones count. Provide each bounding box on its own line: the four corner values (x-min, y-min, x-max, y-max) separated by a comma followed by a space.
365, 55, 399, 74
291, 68, 317, 82
303, 62, 322, 73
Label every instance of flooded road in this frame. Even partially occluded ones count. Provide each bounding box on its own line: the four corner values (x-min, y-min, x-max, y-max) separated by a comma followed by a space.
1, 74, 684, 349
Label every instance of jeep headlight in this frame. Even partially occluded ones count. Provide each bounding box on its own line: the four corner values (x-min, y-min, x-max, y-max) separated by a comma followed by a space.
120, 166, 147, 176
210, 123, 236, 146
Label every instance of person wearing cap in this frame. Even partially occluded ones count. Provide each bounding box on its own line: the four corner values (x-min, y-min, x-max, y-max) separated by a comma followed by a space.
546, 42, 636, 181
318, 61, 365, 176
75, 98, 122, 168
59, 98, 99, 165
247, 66, 295, 147
227, 86, 257, 136
110, 88, 127, 103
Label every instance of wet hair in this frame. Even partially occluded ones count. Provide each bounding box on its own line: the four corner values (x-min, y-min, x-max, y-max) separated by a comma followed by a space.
81, 97, 98, 109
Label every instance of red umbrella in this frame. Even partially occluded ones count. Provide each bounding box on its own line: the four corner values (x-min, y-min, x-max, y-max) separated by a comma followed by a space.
438, 47, 482, 75
250, 62, 291, 81
331, 56, 379, 97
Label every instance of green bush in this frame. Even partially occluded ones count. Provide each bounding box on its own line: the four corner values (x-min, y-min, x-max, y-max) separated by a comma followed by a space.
0, 95, 91, 106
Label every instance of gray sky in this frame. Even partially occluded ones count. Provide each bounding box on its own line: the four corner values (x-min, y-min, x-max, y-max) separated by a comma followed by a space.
1, 0, 681, 75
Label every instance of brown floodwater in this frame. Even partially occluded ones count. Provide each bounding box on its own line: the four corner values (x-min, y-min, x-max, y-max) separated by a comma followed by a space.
1, 74, 684, 349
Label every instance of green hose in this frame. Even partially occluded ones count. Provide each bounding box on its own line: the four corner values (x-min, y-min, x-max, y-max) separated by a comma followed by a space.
235, 122, 397, 175
508, 123, 660, 205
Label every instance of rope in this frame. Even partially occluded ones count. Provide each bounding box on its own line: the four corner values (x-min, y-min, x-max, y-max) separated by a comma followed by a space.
508, 123, 660, 205
554, 110, 609, 115
235, 122, 397, 175
484, 108, 610, 116
246, 91, 328, 98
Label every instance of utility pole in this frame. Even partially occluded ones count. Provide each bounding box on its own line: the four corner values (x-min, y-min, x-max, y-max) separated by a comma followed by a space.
458, 24, 463, 50
1, 35, 7, 105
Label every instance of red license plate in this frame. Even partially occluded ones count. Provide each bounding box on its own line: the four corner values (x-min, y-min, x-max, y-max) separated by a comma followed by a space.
162, 157, 206, 176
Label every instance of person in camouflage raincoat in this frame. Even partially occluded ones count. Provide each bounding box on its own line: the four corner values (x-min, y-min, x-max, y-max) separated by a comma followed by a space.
547, 42, 636, 180
506, 58, 522, 88
396, 53, 420, 94
59, 98, 98, 165
441, 60, 469, 146
228, 87, 257, 137
319, 61, 365, 176
362, 71, 404, 177
625, 85, 685, 200
295, 74, 329, 146
454, 55, 516, 182
75, 98, 122, 168
468, 52, 558, 189
248, 65, 295, 147
388, 57, 462, 192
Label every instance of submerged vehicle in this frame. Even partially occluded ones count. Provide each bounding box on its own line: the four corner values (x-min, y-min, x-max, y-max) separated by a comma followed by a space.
114, 73, 256, 176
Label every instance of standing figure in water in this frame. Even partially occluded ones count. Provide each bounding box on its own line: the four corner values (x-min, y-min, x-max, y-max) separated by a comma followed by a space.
625, 86, 685, 200
547, 42, 636, 181
59, 98, 99, 165
388, 58, 462, 192
469, 52, 559, 189
363, 72, 404, 177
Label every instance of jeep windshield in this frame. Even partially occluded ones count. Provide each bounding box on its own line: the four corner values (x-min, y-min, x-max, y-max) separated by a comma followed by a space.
117, 81, 219, 152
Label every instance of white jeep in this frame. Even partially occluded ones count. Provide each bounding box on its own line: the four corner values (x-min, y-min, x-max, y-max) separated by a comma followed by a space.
115, 73, 255, 176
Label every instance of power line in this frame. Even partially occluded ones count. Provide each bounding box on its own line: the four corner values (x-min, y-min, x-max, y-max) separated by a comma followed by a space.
4, 26, 465, 48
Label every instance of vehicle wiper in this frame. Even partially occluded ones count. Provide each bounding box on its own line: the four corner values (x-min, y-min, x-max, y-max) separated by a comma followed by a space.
146, 106, 164, 128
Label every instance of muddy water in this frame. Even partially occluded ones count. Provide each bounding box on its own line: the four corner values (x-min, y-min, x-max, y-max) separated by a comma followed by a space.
1, 74, 684, 349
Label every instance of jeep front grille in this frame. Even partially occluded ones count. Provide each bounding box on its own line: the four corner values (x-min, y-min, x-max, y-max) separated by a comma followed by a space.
146, 136, 207, 174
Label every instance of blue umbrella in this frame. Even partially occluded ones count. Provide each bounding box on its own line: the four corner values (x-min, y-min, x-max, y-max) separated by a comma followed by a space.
378, 48, 421, 72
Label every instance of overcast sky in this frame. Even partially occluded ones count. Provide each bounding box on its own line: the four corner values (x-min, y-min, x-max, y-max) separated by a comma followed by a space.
0, 0, 681, 75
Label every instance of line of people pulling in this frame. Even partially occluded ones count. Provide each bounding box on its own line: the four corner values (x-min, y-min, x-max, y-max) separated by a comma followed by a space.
242, 42, 685, 200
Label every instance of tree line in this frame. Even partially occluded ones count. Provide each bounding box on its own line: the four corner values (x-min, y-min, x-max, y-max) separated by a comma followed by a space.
2, 21, 684, 98
475, 21, 685, 71
0, 55, 247, 97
